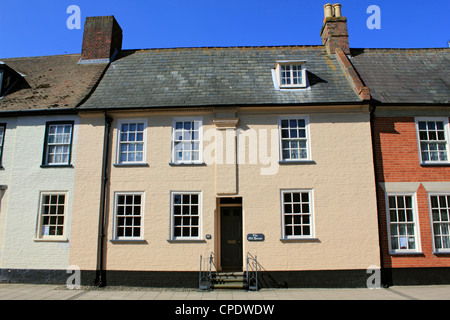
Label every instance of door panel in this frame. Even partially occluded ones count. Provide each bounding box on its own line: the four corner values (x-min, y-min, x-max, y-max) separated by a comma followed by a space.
220, 206, 243, 270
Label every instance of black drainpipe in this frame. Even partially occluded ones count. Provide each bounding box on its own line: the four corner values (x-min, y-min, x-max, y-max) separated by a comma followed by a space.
95, 111, 113, 287
369, 104, 389, 287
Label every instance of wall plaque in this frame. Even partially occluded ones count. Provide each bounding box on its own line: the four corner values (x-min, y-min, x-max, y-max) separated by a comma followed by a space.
247, 233, 264, 241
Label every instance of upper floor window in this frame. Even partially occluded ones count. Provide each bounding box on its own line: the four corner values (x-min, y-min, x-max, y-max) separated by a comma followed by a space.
275, 61, 307, 89
117, 120, 147, 164
0, 124, 5, 167
171, 118, 203, 164
415, 118, 449, 164
42, 122, 74, 166
278, 116, 311, 162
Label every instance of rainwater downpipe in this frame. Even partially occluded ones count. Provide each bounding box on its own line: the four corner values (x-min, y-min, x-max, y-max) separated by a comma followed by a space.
96, 111, 113, 287
369, 104, 388, 287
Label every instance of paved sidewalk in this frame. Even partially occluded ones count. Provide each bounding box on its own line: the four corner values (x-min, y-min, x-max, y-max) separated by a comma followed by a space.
0, 283, 449, 300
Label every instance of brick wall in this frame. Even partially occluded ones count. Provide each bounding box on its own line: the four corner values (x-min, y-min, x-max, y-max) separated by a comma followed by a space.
81, 16, 122, 61
320, 17, 350, 55
374, 116, 450, 268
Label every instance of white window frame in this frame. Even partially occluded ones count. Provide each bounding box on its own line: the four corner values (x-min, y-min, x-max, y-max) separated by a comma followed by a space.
170, 191, 202, 240
116, 119, 147, 165
428, 193, 450, 253
171, 117, 203, 164
385, 192, 421, 254
275, 61, 307, 89
113, 192, 145, 240
280, 189, 314, 240
36, 191, 68, 241
415, 117, 450, 165
278, 116, 311, 162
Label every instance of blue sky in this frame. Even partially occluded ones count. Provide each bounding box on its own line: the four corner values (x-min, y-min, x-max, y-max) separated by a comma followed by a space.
0, 0, 449, 58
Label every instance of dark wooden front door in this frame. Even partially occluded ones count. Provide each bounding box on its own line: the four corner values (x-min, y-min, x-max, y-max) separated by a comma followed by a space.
220, 206, 243, 270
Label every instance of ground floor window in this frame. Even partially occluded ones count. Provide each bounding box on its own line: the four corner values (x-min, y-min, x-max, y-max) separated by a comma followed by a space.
430, 194, 450, 252
37, 192, 66, 239
171, 191, 201, 239
281, 189, 313, 239
386, 194, 420, 253
114, 193, 144, 239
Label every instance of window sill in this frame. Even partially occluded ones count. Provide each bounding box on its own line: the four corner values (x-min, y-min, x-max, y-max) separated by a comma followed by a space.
110, 239, 148, 244
280, 238, 320, 243
279, 160, 316, 165
169, 162, 206, 166
389, 251, 424, 256
40, 164, 73, 168
420, 162, 450, 167
113, 163, 149, 168
33, 238, 69, 243
167, 239, 206, 243
433, 251, 450, 255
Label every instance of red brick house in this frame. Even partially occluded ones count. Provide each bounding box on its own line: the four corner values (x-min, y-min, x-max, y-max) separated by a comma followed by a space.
352, 48, 450, 285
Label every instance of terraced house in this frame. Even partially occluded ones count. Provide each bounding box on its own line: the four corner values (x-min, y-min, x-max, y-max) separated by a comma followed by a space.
0, 3, 448, 289
352, 47, 450, 285
0, 49, 108, 282
70, 6, 379, 288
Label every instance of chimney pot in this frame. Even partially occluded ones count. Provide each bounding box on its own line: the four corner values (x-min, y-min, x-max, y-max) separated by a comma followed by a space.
323, 3, 333, 18
333, 4, 342, 18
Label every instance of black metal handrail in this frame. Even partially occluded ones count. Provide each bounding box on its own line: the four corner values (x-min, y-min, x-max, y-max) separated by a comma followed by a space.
198, 252, 215, 291
246, 252, 258, 291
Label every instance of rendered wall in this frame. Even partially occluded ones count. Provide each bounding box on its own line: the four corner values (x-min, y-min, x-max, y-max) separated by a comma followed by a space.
0, 115, 78, 271
69, 106, 380, 275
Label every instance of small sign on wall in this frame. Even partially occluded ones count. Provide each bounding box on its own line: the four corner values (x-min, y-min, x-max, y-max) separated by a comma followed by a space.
247, 233, 264, 241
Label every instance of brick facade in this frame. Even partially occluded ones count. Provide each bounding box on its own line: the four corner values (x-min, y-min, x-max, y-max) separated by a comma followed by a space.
373, 116, 450, 270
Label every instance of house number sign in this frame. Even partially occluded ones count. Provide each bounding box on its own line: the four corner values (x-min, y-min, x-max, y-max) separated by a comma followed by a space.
247, 233, 264, 241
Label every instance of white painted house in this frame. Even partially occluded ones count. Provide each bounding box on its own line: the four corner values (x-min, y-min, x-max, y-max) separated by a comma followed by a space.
0, 53, 108, 283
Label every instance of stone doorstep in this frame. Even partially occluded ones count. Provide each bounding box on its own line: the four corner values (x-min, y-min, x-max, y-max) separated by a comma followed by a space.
211, 272, 247, 290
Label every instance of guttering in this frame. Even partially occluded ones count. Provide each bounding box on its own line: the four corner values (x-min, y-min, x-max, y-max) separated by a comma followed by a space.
95, 111, 113, 287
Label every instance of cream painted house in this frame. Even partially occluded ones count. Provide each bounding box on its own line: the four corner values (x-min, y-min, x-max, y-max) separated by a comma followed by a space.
68, 7, 381, 288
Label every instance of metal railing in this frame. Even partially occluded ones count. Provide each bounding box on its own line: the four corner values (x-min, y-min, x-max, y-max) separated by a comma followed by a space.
246, 252, 258, 291
198, 252, 215, 291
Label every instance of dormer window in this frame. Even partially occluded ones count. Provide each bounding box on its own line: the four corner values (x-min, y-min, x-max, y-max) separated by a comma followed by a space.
0, 68, 4, 96
275, 61, 307, 89
0, 62, 25, 98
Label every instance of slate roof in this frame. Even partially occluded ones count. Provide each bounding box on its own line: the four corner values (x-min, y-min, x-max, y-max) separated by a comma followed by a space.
350, 48, 450, 105
0, 54, 107, 112
79, 46, 362, 110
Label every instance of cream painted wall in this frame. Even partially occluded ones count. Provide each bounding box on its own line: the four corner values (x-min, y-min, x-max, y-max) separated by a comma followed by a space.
70, 106, 380, 273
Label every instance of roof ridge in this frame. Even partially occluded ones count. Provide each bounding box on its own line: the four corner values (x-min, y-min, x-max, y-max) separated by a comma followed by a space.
121, 44, 325, 52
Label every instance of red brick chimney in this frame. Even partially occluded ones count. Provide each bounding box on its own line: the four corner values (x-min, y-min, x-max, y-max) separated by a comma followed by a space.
80, 16, 123, 63
320, 3, 350, 55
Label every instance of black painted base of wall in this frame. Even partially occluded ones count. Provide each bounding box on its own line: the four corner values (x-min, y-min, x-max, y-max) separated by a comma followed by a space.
2, 267, 450, 288
0, 268, 68, 285
381, 267, 450, 287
